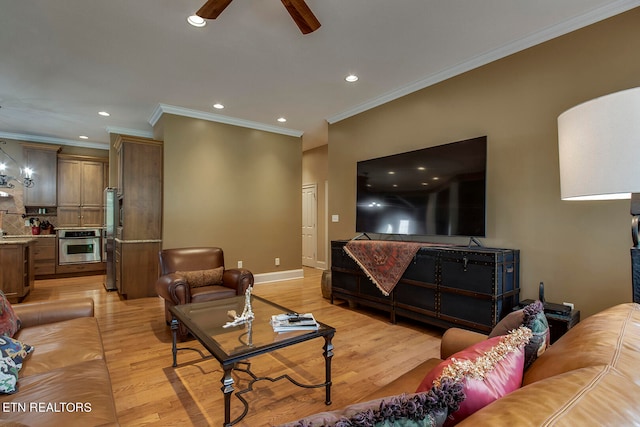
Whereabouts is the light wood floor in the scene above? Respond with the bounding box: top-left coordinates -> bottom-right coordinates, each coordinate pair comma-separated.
25,268 -> 442,426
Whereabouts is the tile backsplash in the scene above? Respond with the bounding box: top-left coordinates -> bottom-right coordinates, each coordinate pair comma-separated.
0,186 -> 58,236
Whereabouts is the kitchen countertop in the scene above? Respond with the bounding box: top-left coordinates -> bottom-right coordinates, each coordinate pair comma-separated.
0,237 -> 38,245
55,227 -> 105,231
3,234 -> 56,239
1,229 -> 104,242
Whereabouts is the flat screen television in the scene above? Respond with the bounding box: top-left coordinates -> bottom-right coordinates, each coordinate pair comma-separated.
356,136 -> 487,237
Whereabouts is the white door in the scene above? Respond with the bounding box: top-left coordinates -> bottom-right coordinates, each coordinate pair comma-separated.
302,184 -> 317,267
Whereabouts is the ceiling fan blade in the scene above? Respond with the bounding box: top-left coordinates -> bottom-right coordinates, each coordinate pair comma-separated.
196,0 -> 233,19
280,0 -> 321,34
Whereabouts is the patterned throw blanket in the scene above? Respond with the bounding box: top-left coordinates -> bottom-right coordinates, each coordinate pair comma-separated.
344,240 -> 424,296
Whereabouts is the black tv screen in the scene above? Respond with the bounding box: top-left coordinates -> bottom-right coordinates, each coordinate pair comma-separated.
356,136 -> 487,237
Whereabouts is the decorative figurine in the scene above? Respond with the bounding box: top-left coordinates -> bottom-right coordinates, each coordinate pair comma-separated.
223,287 -> 255,328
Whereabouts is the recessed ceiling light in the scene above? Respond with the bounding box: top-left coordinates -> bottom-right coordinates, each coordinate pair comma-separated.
187,15 -> 206,27
345,74 -> 359,83
98,111 -> 110,117
79,135 -> 89,140
277,117 -> 287,123
213,103 -> 224,110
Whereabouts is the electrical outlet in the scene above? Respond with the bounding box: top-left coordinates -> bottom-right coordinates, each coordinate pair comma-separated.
275,257 -> 280,266
237,261 -> 243,268
563,302 -> 574,310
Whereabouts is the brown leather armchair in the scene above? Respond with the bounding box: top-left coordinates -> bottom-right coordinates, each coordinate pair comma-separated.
155,247 -> 254,341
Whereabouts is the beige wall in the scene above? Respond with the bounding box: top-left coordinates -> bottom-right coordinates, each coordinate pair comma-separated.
328,8 -> 640,318
158,114 -> 302,274
302,119 -> 329,151
302,144 -> 328,267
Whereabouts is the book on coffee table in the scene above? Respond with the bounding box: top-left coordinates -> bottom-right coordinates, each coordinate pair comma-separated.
271,313 -> 319,332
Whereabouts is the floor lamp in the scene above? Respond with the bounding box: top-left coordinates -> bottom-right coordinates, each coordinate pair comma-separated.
557,87 -> 640,303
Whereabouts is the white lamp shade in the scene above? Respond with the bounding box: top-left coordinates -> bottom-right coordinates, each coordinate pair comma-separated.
558,87 -> 640,201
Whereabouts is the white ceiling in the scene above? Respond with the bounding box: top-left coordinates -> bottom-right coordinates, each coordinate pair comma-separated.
0,0 -> 638,151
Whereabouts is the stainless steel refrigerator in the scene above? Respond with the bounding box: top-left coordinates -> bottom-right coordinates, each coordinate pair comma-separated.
103,187 -> 118,291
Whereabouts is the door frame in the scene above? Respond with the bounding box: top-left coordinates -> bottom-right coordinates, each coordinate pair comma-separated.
302,183 -> 318,268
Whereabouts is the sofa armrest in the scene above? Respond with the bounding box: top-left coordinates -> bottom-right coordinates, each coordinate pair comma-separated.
14,298 -> 94,329
440,327 -> 488,359
358,358 -> 443,402
222,268 -> 254,295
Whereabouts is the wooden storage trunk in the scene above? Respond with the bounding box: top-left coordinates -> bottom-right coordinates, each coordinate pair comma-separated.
394,249 -> 439,322
438,248 -> 520,332
330,241 -> 520,333
331,242 -> 393,315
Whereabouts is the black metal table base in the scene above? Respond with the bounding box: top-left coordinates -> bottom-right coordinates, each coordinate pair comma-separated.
170,318 -> 334,427
171,319 -> 210,366
225,361 -> 331,426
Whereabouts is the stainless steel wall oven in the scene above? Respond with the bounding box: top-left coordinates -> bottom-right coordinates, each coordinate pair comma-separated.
58,229 -> 102,265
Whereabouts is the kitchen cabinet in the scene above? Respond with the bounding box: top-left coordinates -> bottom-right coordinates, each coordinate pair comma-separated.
115,136 -> 162,240
113,135 -> 162,299
0,239 -> 34,303
55,261 -> 106,275
33,237 -> 56,276
115,240 -> 162,299
57,206 -> 103,228
57,156 -> 107,227
22,143 -> 61,207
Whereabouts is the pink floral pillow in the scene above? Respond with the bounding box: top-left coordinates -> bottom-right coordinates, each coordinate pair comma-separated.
0,290 -> 20,337
416,326 -> 532,426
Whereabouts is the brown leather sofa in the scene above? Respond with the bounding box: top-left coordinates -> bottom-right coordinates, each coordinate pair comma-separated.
155,247 -> 254,341
284,302 -> 640,426
1,298 -> 119,426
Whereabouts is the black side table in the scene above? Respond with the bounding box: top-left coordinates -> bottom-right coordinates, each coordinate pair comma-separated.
515,300 -> 580,344
546,310 -> 580,344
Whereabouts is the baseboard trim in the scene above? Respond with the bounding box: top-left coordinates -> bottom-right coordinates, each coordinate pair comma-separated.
254,269 -> 304,285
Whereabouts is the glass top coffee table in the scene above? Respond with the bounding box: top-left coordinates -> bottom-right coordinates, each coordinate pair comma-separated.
169,294 -> 335,426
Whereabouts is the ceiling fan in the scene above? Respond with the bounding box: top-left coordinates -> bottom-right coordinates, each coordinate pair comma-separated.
196,0 -> 321,34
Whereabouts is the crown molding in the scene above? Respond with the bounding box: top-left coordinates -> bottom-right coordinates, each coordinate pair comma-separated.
105,126 -> 154,139
149,104 -> 304,138
0,131 -> 109,150
327,0 -> 640,124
